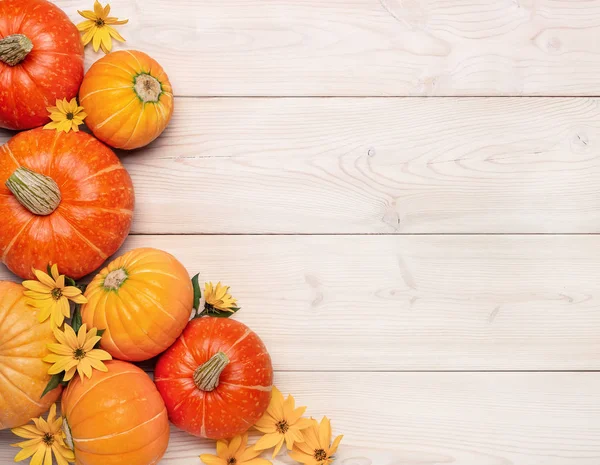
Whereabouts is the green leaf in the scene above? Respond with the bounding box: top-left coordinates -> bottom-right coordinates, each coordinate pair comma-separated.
65,276 -> 77,287
209,307 -> 240,318
41,373 -> 64,399
191,274 -> 202,318
71,306 -> 82,333
46,264 -> 53,276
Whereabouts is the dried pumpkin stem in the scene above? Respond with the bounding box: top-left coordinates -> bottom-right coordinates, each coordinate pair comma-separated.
103,269 -> 128,290
6,167 -> 61,215
0,34 -> 33,66
133,74 -> 162,103
193,352 -> 230,392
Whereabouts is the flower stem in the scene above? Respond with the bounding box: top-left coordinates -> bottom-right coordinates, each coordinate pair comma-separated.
193,352 -> 230,392
0,34 -> 33,66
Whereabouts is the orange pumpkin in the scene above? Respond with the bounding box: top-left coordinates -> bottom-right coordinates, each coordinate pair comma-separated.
81,248 -> 193,362
79,50 -> 174,150
61,360 -> 169,465
0,128 -> 134,280
0,281 -> 61,430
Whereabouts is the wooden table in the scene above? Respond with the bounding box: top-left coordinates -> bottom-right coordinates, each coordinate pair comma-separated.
2,1 -> 600,464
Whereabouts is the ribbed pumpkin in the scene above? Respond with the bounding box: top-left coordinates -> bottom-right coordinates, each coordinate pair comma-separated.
155,317 -> 273,439
0,281 -> 61,430
0,0 -> 84,130
61,360 -> 169,465
81,248 -> 193,362
79,50 -> 173,150
0,128 -> 134,280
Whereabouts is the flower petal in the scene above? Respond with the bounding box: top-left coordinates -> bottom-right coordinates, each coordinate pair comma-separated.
87,349 -> 112,361
106,25 -> 125,42
254,432 -> 282,451
328,434 -> 343,455
318,417 -> 331,449
22,281 -> 52,294
272,436 -> 285,458
11,425 -> 43,440
199,454 -> 226,465
266,387 -> 284,420
33,269 -> 56,288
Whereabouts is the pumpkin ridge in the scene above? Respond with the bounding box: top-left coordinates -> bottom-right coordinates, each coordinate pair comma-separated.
75,163 -> 124,184
0,365 -> 45,408
74,407 -> 167,444
122,106 -> 146,148
0,285 -> 22,333
106,296 -> 161,357
127,281 -> 180,323
95,96 -> 139,130
116,286 -> 176,345
224,328 -> 253,357
123,50 -> 143,71
80,86 -> 133,104
219,382 -> 272,392
0,316 -> 39,351
3,143 -> 21,168
62,218 -> 108,260
64,370 -> 143,420
19,64 -> 50,106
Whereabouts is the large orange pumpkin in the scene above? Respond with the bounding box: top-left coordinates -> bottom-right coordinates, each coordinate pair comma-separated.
0,0 -> 84,130
81,248 -> 193,362
61,360 -> 170,465
155,317 -> 273,439
0,281 -> 61,430
0,128 -> 134,280
80,50 -> 174,150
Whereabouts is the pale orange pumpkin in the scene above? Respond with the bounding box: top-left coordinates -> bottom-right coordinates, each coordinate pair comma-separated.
61,360 -> 170,465
81,248 -> 193,362
79,50 -> 173,150
0,281 -> 61,430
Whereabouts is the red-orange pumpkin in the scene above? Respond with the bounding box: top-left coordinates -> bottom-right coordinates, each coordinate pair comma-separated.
155,317 -> 273,439
0,0 -> 84,130
0,128 -> 134,280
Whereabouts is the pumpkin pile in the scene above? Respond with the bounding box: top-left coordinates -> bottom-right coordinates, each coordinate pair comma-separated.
0,2 -> 343,465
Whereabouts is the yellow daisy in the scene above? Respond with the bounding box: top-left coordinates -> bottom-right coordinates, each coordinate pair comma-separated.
23,265 -> 87,328
77,0 -> 128,54
43,98 -> 87,133
43,324 -> 112,382
11,404 -> 75,465
254,387 -> 313,458
205,282 -> 238,313
289,417 -> 343,465
200,434 -> 272,465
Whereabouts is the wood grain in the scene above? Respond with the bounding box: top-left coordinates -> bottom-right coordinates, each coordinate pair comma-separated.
2,234 -> 599,371
1,372 -> 600,464
3,97 -> 600,234
44,0 -> 600,96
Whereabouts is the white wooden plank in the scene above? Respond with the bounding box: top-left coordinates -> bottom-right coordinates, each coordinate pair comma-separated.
1,372 -> 599,464
2,234 -> 599,370
44,0 -> 600,96
3,97 -> 600,234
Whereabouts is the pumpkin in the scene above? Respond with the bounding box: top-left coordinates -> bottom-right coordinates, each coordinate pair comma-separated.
0,281 -> 61,430
0,0 -> 84,130
61,360 -> 169,465
155,317 -> 273,439
0,128 -> 134,280
81,248 -> 193,362
79,50 -> 173,150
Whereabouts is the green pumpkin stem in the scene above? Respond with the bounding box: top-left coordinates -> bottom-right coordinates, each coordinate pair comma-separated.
0,34 -> 33,66
6,167 -> 61,216
193,352 -> 230,392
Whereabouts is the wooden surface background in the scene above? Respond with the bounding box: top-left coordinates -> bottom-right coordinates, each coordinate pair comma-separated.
2,1 -> 600,464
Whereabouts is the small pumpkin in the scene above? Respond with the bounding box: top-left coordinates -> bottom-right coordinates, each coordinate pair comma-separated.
0,281 -> 61,430
0,0 -> 84,130
155,317 -> 274,439
61,360 -> 170,465
79,50 -> 174,150
0,128 -> 134,280
81,248 -> 193,362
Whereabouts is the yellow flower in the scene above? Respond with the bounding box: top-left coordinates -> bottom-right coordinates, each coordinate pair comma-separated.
200,434 -> 272,465
254,387 -> 313,458
289,417 -> 343,465
11,404 -> 75,465
43,324 -> 112,382
77,0 -> 128,54
43,98 -> 87,133
205,282 -> 238,313
23,265 -> 87,328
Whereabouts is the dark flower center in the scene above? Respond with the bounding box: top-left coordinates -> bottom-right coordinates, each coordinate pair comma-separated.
95,19 -> 105,27
51,288 -> 62,300
227,458 -> 236,465
42,433 -> 54,446
276,420 -> 289,434
73,348 -> 86,360
66,112 -> 74,120
314,449 -> 328,461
